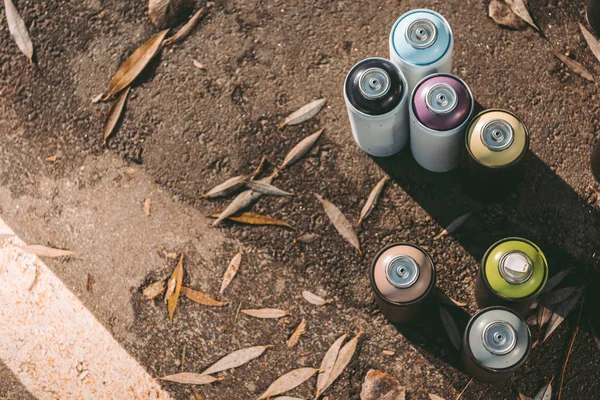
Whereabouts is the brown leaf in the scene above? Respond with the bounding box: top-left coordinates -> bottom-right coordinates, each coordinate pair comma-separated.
279,99 -> 326,129
181,287 -> 230,307
101,30 -> 169,101
200,345 -> 273,376
580,23 -> 600,64
540,267 -> 573,294
163,7 -> 206,46
142,280 -> 165,300
212,177 -> 273,226
294,233 -> 318,244
537,302 -> 552,331
206,210 -> 292,228
201,175 -> 250,198
436,289 -> 468,307
357,177 -> 389,227
167,255 -> 184,321
518,392 -> 533,400
532,380 -> 552,400
428,395 -> 446,400
434,212 -> 472,240
543,287 -> 585,342
315,194 -> 361,255
301,290 -> 332,306
148,0 -> 192,28
159,372 -> 222,385
552,50 -> 596,83
279,129 -> 324,170
360,369 -> 406,400
489,0 -> 527,30
103,87 -> 131,144
143,197 -> 152,216
241,308 -> 290,319
545,286 -> 584,306
45,155 -> 57,162
21,245 -> 74,258
4,0 -> 34,63
287,319 -> 307,348
323,332 -> 362,393
315,334 -> 348,399
246,181 -> 293,196
439,307 -> 461,350
258,367 -> 319,399
219,248 -> 243,294
506,0 -> 539,30
193,60 -> 206,70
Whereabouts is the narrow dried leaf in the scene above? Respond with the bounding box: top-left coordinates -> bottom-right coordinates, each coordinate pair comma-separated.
287,319 -> 307,348
434,212 -> 472,240
323,332 -> 363,393
45,155 -> 57,162
200,345 -> 272,376
506,0 -> 539,30
360,369 -> 406,400
428,395 -> 446,400
142,280 -> 165,300
167,255 -> 184,321
159,372 -> 222,385
103,87 -> 131,144
212,177 -> 272,226
4,0 -> 34,63
148,0 -> 173,28
302,290 -> 332,306
537,303 -> 552,331
579,23 -> 600,64
102,29 -> 169,101
219,248 -> 242,294
246,181 -> 293,196
532,381 -> 552,400
436,289 -> 468,307
181,287 -> 230,307
201,175 -> 250,198
545,286 -> 584,306
21,245 -> 74,258
357,177 -> 389,226
143,197 -> 151,216
164,277 -> 176,303
193,59 -> 205,69
315,194 -> 361,255
489,0 -> 527,30
164,7 -> 206,46
206,210 -> 292,228
279,129 -> 324,170
540,268 -> 573,294
543,287 -> 585,341
315,334 -> 348,399
279,99 -> 326,129
258,367 -> 319,399
241,308 -> 289,319
519,393 -> 533,400
439,307 -> 461,350
552,50 -> 596,83
295,233 -> 317,244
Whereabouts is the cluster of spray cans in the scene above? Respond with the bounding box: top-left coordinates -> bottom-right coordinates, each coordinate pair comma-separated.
344,9 -> 550,383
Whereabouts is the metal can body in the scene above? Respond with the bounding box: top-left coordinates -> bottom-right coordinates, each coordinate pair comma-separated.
592,139 -> 600,183
475,237 -> 548,316
389,9 -> 453,94
587,0 -> 600,36
461,306 -> 531,382
463,109 -> 530,200
409,73 -> 474,172
370,243 -> 436,323
344,58 -> 409,157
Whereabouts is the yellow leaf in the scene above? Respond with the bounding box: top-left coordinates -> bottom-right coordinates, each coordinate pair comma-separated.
167,255 -> 184,321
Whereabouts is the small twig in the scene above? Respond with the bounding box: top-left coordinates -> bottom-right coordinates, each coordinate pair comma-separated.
234,301 -> 243,322
558,295 -> 585,400
456,378 -> 473,400
180,343 -> 187,372
28,265 -> 40,292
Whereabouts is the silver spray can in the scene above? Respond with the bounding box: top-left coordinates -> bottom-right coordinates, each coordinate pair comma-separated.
389,9 -> 453,94
343,57 -> 409,157
409,73 -> 474,172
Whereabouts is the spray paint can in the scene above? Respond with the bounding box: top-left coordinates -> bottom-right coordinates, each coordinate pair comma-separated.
344,57 -> 409,157
463,109 -> 530,199
475,237 -> 548,316
461,306 -> 531,382
370,243 -> 436,323
587,0 -> 600,36
592,139 -> 600,183
409,73 -> 474,172
389,9 -> 453,94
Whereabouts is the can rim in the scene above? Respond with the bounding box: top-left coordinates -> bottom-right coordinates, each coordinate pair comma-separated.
369,242 -> 436,307
463,305 -> 531,373
464,109 -> 530,169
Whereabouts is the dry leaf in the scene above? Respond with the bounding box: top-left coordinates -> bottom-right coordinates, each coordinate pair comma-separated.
200,345 -> 272,376
519,393 -> 533,400
489,0 -> 527,30
543,287 -> 585,342
206,210 -> 292,228
212,177 -> 273,226
21,245 -> 74,258
323,332 -> 363,393
287,319 -> 307,348
279,99 -> 326,129
246,181 -> 293,196
4,0 -> 34,63
164,7 -> 206,46
434,212 -> 472,240
257,367 -> 319,399
540,267 -> 573,294
181,287 -> 230,307
143,197 -> 152,216
241,308 -> 290,319
101,29 -> 169,101
279,129 -> 324,170
45,155 -> 57,162
439,307 -> 461,350
295,233 -> 317,244
506,0 -> 539,30
357,177 -> 389,227
580,23 -> 600,64
315,334 -> 348,399
552,50 -> 596,83
193,59 -> 205,69
428,395 -> 446,400
148,0 -> 193,28
103,87 -> 131,144
167,255 -> 184,321
301,290 -> 332,306
436,289 -> 468,307
360,369 -> 406,400
201,175 -> 250,198
537,302 -> 552,331
219,248 -> 243,294
159,372 -> 222,385
142,280 -> 165,300
532,380 -> 552,400
545,286 -> 584,306
315,194 -> 361,255
272,397 -> 305,400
